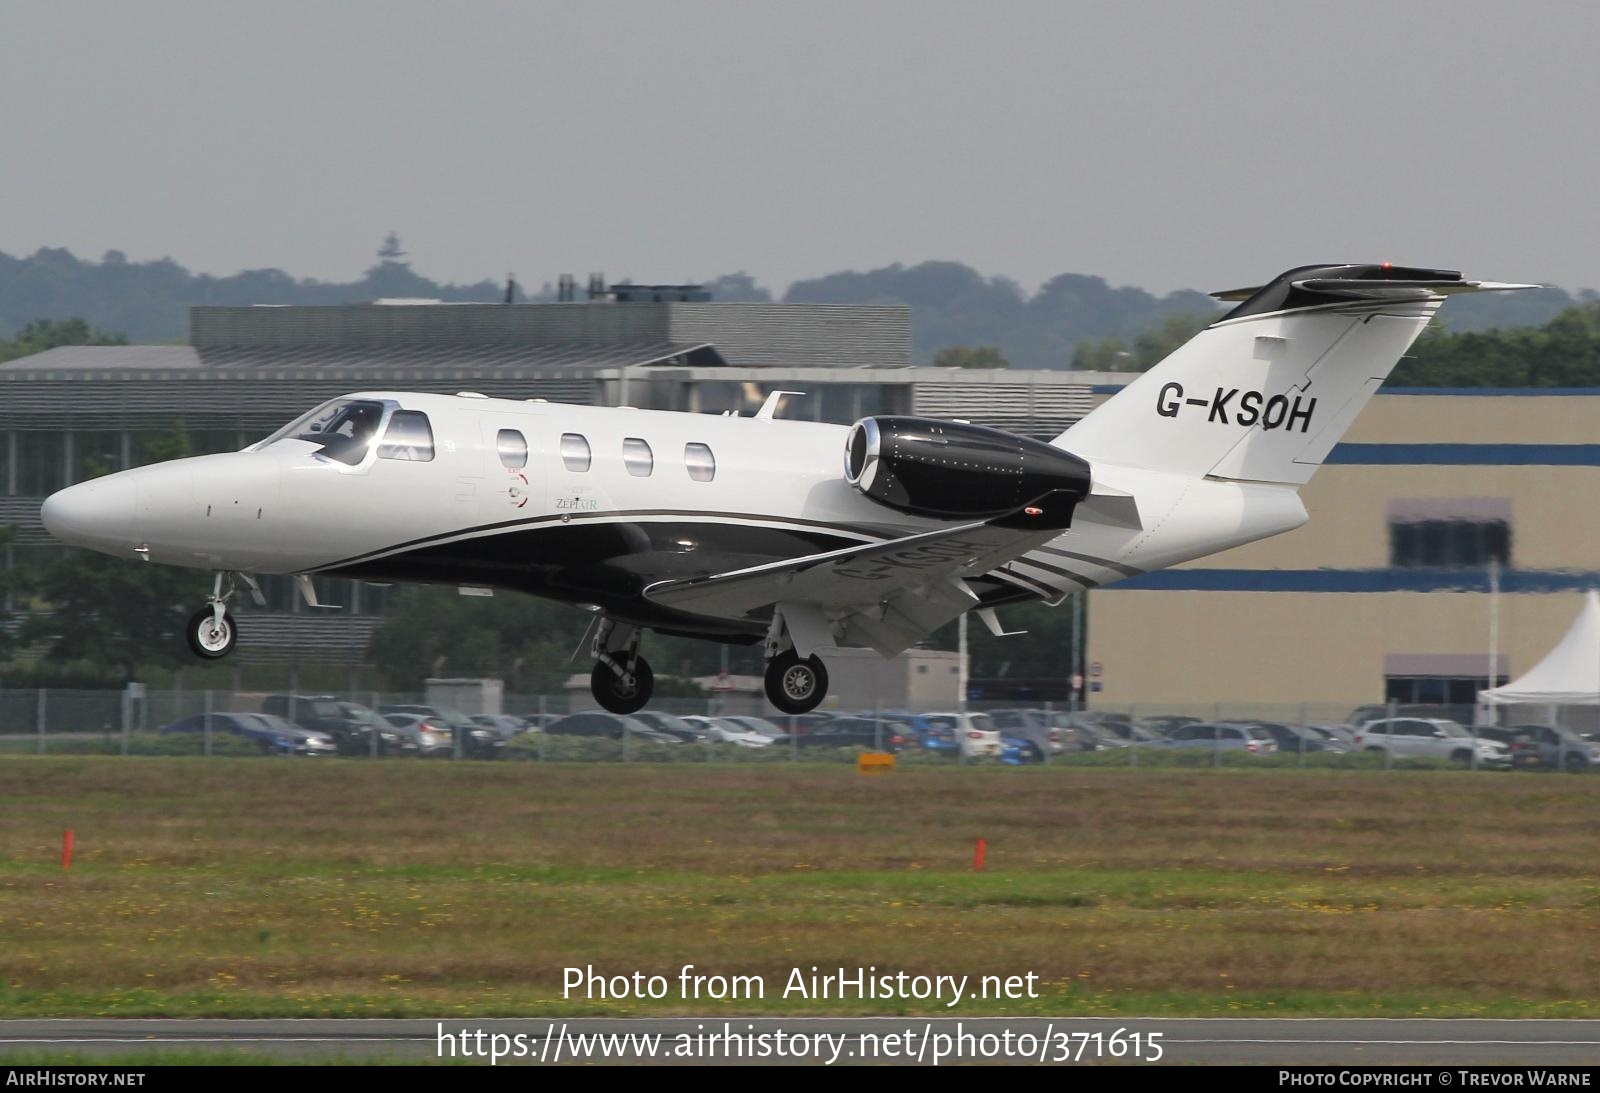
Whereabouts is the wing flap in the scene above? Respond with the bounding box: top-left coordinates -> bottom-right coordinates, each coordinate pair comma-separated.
643,491 -> 1076,628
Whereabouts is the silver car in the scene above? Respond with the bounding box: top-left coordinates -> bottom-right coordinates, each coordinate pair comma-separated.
1353,718 -> 1510,767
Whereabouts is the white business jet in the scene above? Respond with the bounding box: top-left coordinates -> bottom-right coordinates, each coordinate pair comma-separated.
40,264 -> 1530,714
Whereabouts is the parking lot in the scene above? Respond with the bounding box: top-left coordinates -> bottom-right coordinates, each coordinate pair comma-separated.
1,688 -> 1594,773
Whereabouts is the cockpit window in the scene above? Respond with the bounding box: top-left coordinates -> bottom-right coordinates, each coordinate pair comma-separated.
377,411 -> 435,462
261,398 -> 387,466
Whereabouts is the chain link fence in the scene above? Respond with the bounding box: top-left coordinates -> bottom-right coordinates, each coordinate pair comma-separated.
0,688 -> 1589,772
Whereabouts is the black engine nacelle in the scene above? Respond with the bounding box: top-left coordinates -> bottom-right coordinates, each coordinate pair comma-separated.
843,416 -> 1091,522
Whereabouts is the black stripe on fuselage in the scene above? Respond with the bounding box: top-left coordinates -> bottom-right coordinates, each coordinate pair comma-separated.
320,518 -> 869,637
311,508 -> 897,573
1012,553 -> 1100,588
1033,544 -> 1145,579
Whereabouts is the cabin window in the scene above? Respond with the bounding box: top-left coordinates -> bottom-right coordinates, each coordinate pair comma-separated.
560,433 -> 591,472
376,411 -> 435,462
684,442 -> 716,482
623,437 -> 654,477
497,429 -> 528,470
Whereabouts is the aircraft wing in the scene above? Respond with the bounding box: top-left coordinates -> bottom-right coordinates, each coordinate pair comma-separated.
642,490 -> 1078,657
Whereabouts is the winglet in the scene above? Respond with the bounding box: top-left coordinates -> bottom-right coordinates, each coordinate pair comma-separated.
755,391 -> 806,421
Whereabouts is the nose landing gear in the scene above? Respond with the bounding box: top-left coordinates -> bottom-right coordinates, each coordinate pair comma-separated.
588,618 -> 654,714
184,572 -> 263,661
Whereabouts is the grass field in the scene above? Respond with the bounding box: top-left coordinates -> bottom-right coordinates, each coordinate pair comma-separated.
2,757 -> 1599,1019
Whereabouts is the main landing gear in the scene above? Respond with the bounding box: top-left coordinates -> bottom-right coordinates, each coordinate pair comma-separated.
589,618 -> 654,714
184,571 -> 263,660
764,650 -> 829,714
761,614 -> 830,715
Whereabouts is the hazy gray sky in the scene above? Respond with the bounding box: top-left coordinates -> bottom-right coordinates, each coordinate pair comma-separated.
3,1 -> 1595,295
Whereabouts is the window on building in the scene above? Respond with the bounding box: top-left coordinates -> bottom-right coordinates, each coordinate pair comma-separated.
497,429 -> 528,469
684,442 -> 715,482
377,411 -> 434,462
560,433 -> 591,472
1389,518 -> 1511,568
14,432 -> 65,496
1384,674 -> 1506,707
623,437 -> 653,477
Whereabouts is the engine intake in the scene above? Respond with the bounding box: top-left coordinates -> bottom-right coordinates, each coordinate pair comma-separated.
843,416 -> 1091,522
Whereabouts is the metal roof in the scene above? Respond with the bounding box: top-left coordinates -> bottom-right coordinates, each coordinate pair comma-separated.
2,341 -> 721,375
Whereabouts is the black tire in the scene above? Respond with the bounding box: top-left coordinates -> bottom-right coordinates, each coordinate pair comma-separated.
591,654 -> 652,715
1563,752 -> 1587,773
185,607 -> 237,660
765,651 -> 829,714
1450,749 -> 1474,767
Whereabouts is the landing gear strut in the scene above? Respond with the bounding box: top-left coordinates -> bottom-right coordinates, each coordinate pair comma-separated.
588,619 -> 654,714
184,572 -> 262,661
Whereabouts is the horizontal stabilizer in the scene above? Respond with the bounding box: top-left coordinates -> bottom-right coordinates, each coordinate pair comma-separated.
1214,275 -> 1538,302
1291,278 -> 1539,299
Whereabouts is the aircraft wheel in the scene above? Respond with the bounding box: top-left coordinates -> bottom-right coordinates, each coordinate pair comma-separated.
765,651 -> 829,714
185,607 -> 237,660
591,654 -> 652,715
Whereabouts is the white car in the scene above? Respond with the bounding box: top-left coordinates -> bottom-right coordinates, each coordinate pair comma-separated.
924,712 -> 1001,758
1353,717 -> 1510,767
681,715 -> 771,748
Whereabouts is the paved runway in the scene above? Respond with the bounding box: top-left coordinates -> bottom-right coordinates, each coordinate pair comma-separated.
3,1017 -> 1600,1065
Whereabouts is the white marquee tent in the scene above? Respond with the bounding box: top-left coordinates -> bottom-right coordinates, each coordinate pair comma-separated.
1479,589 -> 1600,706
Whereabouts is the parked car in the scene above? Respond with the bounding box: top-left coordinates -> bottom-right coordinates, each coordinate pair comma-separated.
1138,715 -> 1204,738
1250,722 -> 1339,754
784,716 -> 908,752
380,704 -> 505,758
1503,724 -> 1600,771
999,733 -> 1050,765
1351,717 -> 1510,767
1305,723 -> 1357,749
1156,723 -> 1279,755
160,712 -> 337,756
1345,703 -> 1476,730
1066,718 -> 1129,749
718,715 -> 787,740
543,711 -> 680,744
471,714 -> 539,739
381,713 -> 457,757
987,709 -> 1068,760
911,717 -> 961,755
630,711 -> 707,743
262,694 -> 410,756
922,712 -> 1000,759
1090,720 -> 1165,746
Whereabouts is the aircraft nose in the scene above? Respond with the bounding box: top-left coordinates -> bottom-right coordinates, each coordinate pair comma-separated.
40,477 -> 140,554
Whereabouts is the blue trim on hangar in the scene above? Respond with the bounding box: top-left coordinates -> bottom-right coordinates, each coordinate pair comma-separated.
1327,444 -> 1600,466
1114,569 -> 1600,594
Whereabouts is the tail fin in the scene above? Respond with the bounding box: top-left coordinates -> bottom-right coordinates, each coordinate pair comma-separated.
1058,264 -> 1535,486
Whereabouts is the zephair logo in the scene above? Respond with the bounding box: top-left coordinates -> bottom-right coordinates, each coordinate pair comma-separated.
1156,381 -> 1317,432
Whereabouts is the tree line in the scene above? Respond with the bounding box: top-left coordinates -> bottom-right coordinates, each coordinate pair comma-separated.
0,237 -> 1581,370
